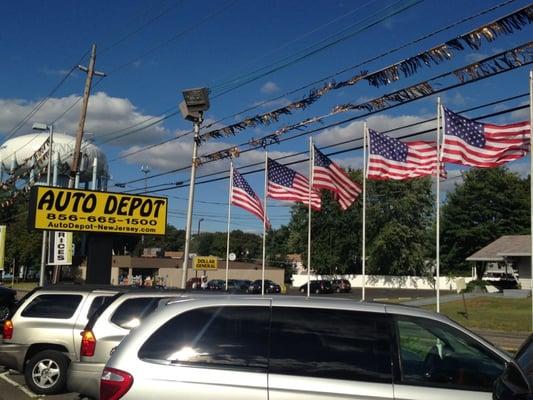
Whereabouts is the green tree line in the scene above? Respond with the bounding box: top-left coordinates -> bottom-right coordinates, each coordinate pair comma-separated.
0,166 -> 529,279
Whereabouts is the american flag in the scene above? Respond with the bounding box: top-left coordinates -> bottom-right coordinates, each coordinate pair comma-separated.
312,145 -> 361,210
367,129 -> 440,180
231,168 -> 270,227
442,107 -> 531,168
267,158 -> 321,210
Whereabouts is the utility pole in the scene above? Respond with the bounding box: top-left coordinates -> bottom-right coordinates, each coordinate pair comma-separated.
69,43 -> 106,188
56,44 -> 104,285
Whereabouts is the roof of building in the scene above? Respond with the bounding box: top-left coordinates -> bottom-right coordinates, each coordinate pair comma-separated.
466,235 -> 531,262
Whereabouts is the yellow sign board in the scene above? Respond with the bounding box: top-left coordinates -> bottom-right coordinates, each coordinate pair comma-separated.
28,186 -> 167,236
193,256 -> 218,270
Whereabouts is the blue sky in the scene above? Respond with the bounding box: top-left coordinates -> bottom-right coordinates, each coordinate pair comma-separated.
1,0 -> 532,233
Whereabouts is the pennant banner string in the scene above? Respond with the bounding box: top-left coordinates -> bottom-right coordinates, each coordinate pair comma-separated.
198,42 -> 533,164
199,4 -> 532,143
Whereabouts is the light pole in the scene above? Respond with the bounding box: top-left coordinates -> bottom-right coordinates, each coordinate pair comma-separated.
179,88 -> 210,289
33,123 -> 53,287
197,218 -> 204,236
140,165 -> 150,245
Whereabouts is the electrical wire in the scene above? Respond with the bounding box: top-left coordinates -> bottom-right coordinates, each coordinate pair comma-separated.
106,0 -> 522,163
115,45 -> 533,188
139,102 -> 530,195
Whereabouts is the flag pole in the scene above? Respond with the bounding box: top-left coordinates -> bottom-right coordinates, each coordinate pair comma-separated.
362,122 -> 367,301
436,96 -> 442,313
307,137 -> 313,297
225,162 -> 233,291
529,70 -> 533,331
262,152 -> 268,296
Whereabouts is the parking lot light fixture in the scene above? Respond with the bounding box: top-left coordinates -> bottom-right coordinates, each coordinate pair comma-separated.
180,88 -> 210,289
33,123 -> 54,287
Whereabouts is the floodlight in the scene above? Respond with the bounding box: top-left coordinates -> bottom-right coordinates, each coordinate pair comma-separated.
32,123 -> 49,131
179,88 -> 210,122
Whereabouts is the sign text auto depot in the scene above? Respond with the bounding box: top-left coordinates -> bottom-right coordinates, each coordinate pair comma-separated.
29,186 -> 167,235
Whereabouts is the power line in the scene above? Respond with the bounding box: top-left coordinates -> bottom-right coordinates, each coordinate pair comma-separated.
209,0 -> 423,97
141,102 -> 530,195
106,0 -> 522,163
116,43 -> 532,189
107,0 -> 239,75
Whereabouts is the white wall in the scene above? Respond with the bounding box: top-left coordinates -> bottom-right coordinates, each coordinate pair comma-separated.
291,274 -> 474,291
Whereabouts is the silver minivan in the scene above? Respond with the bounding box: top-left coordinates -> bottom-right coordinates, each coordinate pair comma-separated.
67,290 -> 182,399
101,296 -> 510,400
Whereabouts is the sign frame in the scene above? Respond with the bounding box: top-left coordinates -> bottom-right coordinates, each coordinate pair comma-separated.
28,186 -> 168,236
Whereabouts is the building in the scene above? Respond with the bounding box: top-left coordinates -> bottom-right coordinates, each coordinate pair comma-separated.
466,235 -> 532,289
78,254 -> 284,287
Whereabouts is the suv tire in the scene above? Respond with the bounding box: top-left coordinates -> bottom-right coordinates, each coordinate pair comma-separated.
25,350 -> 68,395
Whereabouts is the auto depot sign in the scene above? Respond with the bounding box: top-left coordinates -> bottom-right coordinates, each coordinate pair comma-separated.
28,186 -> 167,235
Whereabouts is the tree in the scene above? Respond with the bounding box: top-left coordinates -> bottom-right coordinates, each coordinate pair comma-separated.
366,177 -> 433,275
286,170 -> 434,276
441,167 -> 530,274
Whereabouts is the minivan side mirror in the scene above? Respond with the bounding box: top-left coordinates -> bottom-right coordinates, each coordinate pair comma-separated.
493,361 -> 532,400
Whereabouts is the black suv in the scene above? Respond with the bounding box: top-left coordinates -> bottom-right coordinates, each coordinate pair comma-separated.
299,280 -> 333,294
247,279 -> 281,294
331,279 -> 351,293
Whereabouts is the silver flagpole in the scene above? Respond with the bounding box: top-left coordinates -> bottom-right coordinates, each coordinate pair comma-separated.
225,162 -> 233,291
436,97 -> 442,313
307,137 -> 313,297
529,70 -> 533,331
362,123 -> 367,301
262,152 -> 268,296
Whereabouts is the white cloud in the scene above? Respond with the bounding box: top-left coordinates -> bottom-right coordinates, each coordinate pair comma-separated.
0,92 -> 169,146
41,67 -> 71,76
260,81 -> 280,94
314,113 -> 436,150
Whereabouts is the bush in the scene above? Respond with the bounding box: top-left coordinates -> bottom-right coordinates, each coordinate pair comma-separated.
464,279 -> 487,293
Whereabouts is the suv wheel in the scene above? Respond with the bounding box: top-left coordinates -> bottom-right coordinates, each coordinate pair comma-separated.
25,350 -> 68,395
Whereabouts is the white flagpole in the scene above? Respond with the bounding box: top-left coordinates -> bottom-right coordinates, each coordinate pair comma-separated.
225,162 -> 233,291
436,97 -> 442,313
262,152 -> 268,296
362,123 -> 367,301
529,70 -> 533,331
307,137 -> 313,297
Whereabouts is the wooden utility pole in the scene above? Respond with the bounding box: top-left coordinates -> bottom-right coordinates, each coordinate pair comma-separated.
53,44 -> 105,284
69,43 -> 105,188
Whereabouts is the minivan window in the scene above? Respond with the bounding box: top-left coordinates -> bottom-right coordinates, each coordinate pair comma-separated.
269,307 -> 393,382
21,294 -> 82,319
110,297 -> 161,329
138,306 -> 269,369
396,316 -> 504,392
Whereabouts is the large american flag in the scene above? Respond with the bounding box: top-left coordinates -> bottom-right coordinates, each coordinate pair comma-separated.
312,145 -> 361,210
267,158 -> 321,210
442,107 -> 531,168
367,129 -> 440,180
231,168 -> 269,227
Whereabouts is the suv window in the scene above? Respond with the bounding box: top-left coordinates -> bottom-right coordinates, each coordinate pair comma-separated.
87,295 -> 114,319
138,306 -> 269,369
110,297 -> 161,329
269,307 -> 393,382
21,294 -> 82,319
396,316 -> 504,392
